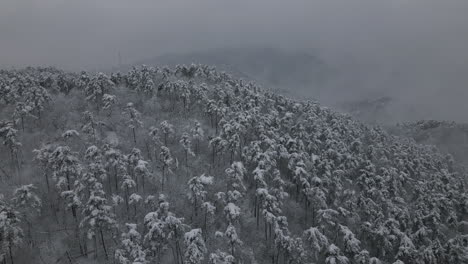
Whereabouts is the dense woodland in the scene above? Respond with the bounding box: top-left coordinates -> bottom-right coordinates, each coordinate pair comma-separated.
0,65 -> 467,264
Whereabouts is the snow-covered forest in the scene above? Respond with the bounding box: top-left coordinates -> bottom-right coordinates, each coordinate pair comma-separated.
0,65 -> 467,264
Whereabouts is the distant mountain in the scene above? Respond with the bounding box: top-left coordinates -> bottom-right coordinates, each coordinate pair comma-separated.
338,96 -> 394,124
116,47 -> 333,99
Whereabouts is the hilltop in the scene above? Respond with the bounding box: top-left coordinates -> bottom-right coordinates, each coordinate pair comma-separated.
115,47 -> 332,99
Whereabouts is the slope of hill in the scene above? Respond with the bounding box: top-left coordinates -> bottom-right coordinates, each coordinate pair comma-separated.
0,65 -> 467,264
391,120 -> 468,165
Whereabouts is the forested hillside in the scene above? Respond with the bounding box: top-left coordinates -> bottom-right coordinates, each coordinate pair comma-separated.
391,120 -> 468,165
0,65 -> 467,264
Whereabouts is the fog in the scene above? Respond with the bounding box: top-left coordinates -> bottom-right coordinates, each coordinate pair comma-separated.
1,0 -> 468,122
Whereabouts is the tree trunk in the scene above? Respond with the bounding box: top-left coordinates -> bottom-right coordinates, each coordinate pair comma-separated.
145,142 -> 152,161
9,243 -> 14,264
162,167 -> 165,191
132,128 -> 137,145
107,173 -> 112,194
212,146 -> 215,165
100,229 -> 108,260
171,246 -> 177,264
94,235 -> 98,259
114,166 -> 119,194
142,173 -> 145,194
203,210 -> 208,233
125,187 -> 130,219
44,171 -> 50,192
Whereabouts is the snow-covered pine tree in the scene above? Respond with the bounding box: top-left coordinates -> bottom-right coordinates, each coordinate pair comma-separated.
225,162 -> 246,192
159,146 -> 174,191
124,102 -> 143,145
303,226 -> 329,261
115,223 -> 148,264
85,72 -> 114,111
81,111 -> 99,143
0,120 -> 22,173
80,178 -> 116,260
184,228 -> 207,264
0,201 -> 23,264
121,173 -> 136,217
209,250 -> 235,264
187,174 -> 213,217
160,120 -> 175,146
12,102 -> 34,132
325,244 -> 349,264
129,193 -> 143,217
224,224 -> 242,257
190,120 -> 204,155
180,132 -> 195,167
11,184 -> 41,246
134,159 -> 151,194
102,93 -> 117,116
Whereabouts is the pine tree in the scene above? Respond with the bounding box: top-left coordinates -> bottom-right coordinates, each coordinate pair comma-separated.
0,121 -> 22,173
80,179 -> 116,260
33,144 -> 55,191
224,224 -> 242,256
165,213 -> 189,264
208,136 -> 226,166
159,146 -> 174,191
184,229 -> 207,264
0,198 -> 23,264
124,102 -> 143,145
201,202 -> 215,234
129,193 -> 143,217
304,226 -> 329,261
24,85 -> 51,122
225,162 -> 246,192
115,223 -> 148,264
190,121 -> 204,155
224,203 -> 241,224
160,120 -> 175,146
396,234 -> 416,263
102,93 -> 117,116
187,174 -> 213,217
103,145 -> 125,194
180,132 -> 195,167
121,174 -> 136,217
12,102 -> 34,132
81,111 -> 100,143
85,72 -> 114,111
134,159 -> 151,194
50,145 -> 82,224
209,250 -> 235,264
325,244 -> 349,264
11,184 -> 41,246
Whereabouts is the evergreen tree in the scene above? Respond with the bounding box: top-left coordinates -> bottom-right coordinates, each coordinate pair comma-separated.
115,223 -> 148,264
184,229 -> 207,264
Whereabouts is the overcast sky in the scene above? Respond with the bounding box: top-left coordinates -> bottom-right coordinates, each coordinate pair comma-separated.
1,0 -> 467,68
1,0 -> 468,120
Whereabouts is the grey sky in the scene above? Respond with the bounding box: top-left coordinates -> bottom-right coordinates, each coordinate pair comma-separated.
1,0 -> 468,121
2,0 -> 467,69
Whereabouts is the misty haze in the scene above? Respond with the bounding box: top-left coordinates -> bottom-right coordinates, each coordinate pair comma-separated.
1,1 -> 468,264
